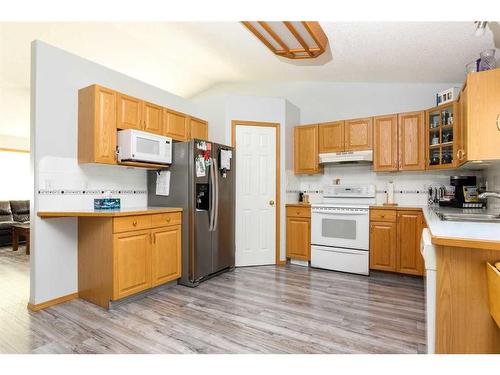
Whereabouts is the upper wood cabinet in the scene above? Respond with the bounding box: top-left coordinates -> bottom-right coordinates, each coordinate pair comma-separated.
463,68 -> 500,161
373,114 -> 398,171
78,85 -> 117,164
318,121 -> 345,153
189,117 -> 209,141
345,117 -> 373,151
396,210 -> 424,276
398,111 -> 425,171
117,93 -> 142,130
164,109 -> 189,141
294,125 -> 322,174
456,85 -> 468,166
142,102 -> 163,135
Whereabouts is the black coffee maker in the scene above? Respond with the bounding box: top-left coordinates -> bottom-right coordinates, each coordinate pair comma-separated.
439,176 -> 485,208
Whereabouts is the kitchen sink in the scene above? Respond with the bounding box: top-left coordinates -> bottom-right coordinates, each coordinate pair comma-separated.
435,212 -> 500,223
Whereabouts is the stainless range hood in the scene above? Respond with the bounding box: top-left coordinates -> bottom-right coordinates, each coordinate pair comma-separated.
319,150 -> 373,164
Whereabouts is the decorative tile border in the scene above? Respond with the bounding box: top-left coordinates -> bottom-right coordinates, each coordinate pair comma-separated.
38,189 -> 147,195
286,189 -> 428,195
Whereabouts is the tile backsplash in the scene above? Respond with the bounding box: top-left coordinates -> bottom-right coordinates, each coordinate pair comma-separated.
485,165 -> 500,210
286,164 -> 484,206
37,156 -> 147,210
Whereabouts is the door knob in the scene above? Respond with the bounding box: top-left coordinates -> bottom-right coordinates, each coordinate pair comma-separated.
269,200 -> 275,206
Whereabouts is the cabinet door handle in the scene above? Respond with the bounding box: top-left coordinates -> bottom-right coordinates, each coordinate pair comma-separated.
132,220 -> 138,226
496,114 -> 500,131
166,217 -> 171,223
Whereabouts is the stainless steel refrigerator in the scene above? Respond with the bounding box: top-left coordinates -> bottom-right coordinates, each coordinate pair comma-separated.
147,139 -> 235,287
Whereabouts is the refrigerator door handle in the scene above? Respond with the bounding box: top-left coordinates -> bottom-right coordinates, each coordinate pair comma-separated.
208,157 -> 215,231
213,157 -> 219,231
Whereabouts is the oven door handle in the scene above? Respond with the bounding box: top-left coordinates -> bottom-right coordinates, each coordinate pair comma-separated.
312,210 -> 368,215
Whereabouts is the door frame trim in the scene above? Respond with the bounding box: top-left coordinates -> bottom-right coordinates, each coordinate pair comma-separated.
231,120 -> 283,266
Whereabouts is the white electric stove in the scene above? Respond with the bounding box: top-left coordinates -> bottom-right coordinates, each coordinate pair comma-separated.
311,184 -> 376,275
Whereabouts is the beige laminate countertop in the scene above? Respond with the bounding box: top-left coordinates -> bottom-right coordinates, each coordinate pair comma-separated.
37,206 -> 182,218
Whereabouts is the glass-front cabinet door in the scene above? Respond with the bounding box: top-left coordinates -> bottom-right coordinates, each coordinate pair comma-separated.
425,101 -> 458,169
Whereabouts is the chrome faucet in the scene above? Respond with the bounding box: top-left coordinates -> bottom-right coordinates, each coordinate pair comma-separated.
478,191 -> 500,199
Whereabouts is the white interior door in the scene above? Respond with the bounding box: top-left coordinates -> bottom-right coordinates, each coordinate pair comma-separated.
235,125 -> 276,266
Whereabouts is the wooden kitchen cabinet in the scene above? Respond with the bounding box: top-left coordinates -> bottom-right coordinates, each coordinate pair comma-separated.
396,211 -> 424,275
164,109 -> 189,141
117,93 -> 143,130
344,117 -> 373,151
456,85 -> 468,166
151,225 -> 182,287
294,125 -> 322,174
189,117 -> 209,140
113,229 -> 152,300
398,111 -> 425,171
369,208 -> 424,276
318,121 -> 345,153
460,68 -> 500,161
369,221 -> 397,272
78,84 -> 117,164
78,211 -> 182,309
286,205 -> 311,261
373,114 -> 398,171
142,101 -> 163,135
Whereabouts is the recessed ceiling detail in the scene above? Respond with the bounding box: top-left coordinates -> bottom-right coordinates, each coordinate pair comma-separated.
241,21 -> 329,59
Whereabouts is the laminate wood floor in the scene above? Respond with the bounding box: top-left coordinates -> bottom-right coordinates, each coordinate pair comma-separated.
0,246 -> 426,354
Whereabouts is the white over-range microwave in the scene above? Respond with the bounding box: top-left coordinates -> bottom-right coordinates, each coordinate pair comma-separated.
117,129 -> 172,165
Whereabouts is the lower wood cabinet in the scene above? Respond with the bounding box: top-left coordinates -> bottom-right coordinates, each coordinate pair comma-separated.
78,211 -> 182,309
369,208 -> 424,276
369,221 -> 397,272
114,229 -> 152,299
151,226 -> 182,287
286,205 -> 311,261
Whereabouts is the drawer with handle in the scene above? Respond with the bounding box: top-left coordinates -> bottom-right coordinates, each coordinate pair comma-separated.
286,206 -> 311,218
113,215 -> 152,233
151,212 -> 182,228
370,209 -> 396,222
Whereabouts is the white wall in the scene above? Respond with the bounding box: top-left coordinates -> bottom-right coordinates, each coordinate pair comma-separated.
0,151 -> 31,200
31,41 -> 204,304
192,81 -> 462,124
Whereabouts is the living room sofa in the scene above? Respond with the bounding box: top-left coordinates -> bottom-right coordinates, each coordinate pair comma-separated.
0,200 -> 30,246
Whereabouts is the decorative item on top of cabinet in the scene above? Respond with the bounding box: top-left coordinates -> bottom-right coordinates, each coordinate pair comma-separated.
461,68 -> 500,161
344,117 -> 373,151
286,205 -> 311,261
398,111 -> 425,171
294,125 -> 322,174
163,108 -> 189,141
369,208 -> 424,276
189,116 -> 209,141
78,84 -> 117,165
373,114 -> 398,172
425,102 -> 458,169
318,121 -> 345,153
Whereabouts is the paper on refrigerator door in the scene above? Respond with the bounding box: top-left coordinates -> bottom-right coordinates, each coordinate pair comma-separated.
220,149 -> 232,170
196,156 -> 206,177
155,171 -> 170,196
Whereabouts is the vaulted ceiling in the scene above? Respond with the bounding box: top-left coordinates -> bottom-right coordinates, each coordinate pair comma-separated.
0,22 -> 496,98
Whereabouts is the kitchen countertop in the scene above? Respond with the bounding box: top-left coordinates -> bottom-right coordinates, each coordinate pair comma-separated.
370,204 -> 500,250
37,206 -> 182,218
